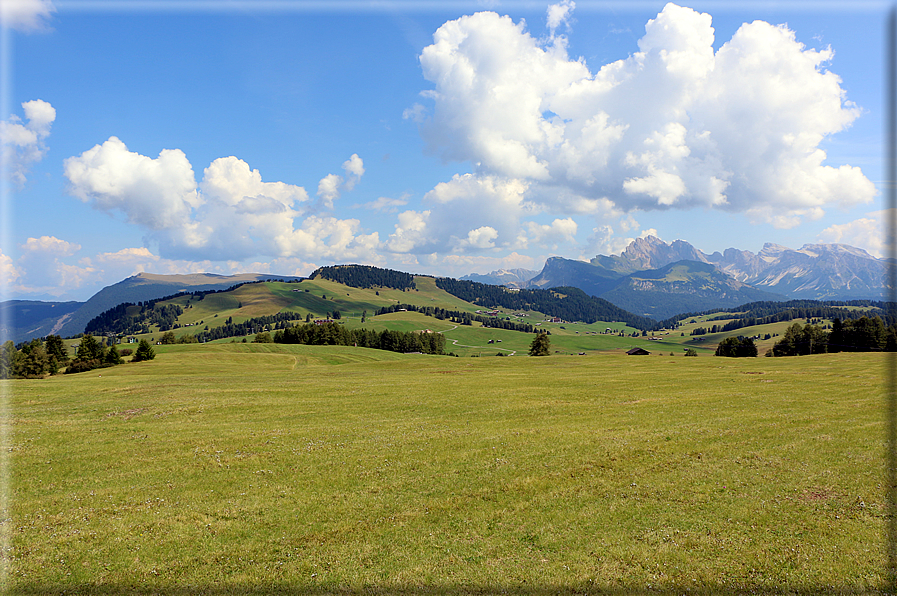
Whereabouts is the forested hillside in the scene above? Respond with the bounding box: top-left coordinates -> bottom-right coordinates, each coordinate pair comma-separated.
435,278 -> 659,330
312,265 -> 416,290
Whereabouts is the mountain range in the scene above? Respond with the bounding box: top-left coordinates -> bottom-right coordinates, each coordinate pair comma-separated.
595,236 -> 889,300
468,236 -> 892,319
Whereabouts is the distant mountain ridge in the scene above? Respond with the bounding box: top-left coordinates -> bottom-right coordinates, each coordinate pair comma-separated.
0,300 -> 83,344
515,236 -> 888,319
599,260 -> 786,319
589,236 -> 889,300
461,268 -> 538,287
3,272 -> 301,343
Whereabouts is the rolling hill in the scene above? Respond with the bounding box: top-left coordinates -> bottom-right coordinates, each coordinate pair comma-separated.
7,273 -> 299,342
72,264 -> 893,359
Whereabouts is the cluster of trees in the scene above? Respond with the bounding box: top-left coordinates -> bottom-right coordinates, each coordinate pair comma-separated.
375,304 -> 539,334
158,331 -> 198,344
770,317 -> 897,356
712,316 -> 897,358
65,334 -> 126,374
1,335 -> 70,378
311,265 -> 416,290
434,278 -> 657,330
0,334 -> 156,378
269,321 -> 446,355
85,302 -> 184,335
715,336 -> 758,357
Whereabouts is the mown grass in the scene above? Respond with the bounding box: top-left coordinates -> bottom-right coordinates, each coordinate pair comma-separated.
3,346 -> 888,594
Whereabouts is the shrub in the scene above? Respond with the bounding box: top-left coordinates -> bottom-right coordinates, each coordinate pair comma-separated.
253,332 -> 273,343
65,359 -> 102,374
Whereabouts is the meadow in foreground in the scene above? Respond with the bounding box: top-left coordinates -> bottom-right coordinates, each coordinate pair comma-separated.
3,345 -> 888,594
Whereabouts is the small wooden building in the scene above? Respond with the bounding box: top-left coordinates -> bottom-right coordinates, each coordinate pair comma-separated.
626,347 -> 650,355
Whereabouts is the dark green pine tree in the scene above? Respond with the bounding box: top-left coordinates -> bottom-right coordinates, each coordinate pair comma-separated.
529,332 -> 551,356
75,334 -> 106,363
0,341 -> 18,379
132,339 -> 156,362
105,344 -> 124,365
45,335 -> 68,367
16,339 -> 49,378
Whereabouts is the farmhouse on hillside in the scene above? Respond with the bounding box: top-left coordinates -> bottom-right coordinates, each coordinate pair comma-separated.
626,347 -> 650,356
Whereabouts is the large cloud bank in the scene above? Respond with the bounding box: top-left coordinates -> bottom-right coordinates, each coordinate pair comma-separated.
412,2 -> 875,240
64,137 -> 379,263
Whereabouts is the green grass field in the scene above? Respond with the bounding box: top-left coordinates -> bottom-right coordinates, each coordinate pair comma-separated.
3,346 -> 888,594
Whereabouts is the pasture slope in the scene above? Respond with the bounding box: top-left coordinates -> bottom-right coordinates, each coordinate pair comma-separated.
82,275 -> 864,357
5,344 -> 887,594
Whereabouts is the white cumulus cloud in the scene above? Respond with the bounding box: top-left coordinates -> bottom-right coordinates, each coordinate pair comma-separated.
546,0 -> 575,37
317,173 -> 343,209
458,226 -> 499,250
2,99 -> 55,187
414,2 -> 876,230
342,154 -> 364,190
64,136 -> 200,229
526,217 -> 578,247
817,210 -> 893,259
316,154 -> 365,209
64,140 -> 381,265
14,236 -> 96,297
0,249 -> 20,286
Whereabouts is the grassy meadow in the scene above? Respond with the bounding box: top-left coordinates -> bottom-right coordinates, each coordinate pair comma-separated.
115,278 -> 849,360
3,345 -> 889,594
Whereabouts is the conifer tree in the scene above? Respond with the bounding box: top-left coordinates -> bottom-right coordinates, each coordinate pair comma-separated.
529,332 -> 551,356
132,339 -> 156,362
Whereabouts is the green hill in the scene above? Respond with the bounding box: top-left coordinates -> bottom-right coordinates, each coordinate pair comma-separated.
56,272 -> 302,339
77,265 -> 895,358
81,271 -> 665,357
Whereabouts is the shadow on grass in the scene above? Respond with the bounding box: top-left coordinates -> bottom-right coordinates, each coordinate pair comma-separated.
6,584 -> 889,596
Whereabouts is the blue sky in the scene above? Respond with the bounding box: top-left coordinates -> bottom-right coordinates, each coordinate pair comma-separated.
0,0 -> 891,301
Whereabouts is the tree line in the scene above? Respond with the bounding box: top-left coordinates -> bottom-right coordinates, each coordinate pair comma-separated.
264,321 -> 446,355
0,335 -> 155,379
312,265 -> 417,291
769,316 -> 897,356
660,299 -> 895,331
